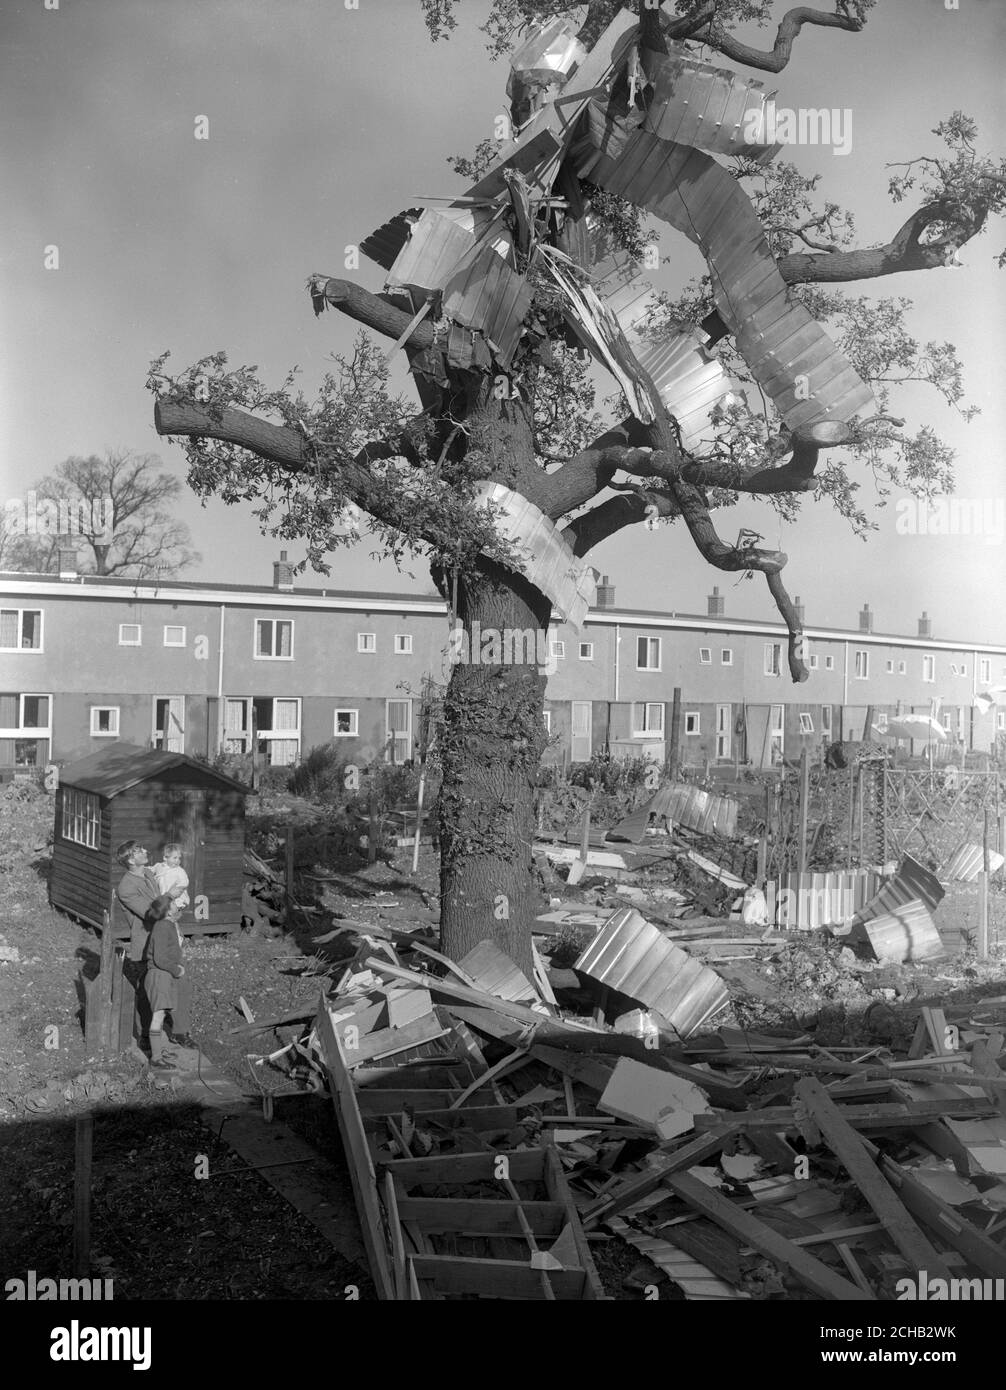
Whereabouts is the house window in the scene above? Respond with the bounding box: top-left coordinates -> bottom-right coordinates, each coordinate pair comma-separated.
764,643 -> 781,677
579,643 -> 594,660
62,788 -> 100,850
684,711 -> 701,736
898,661 -> 906,675
822,705 -> 832,737
980,658 -> 991,684
825,656 -> 835,671
542,710 -> 552,734
799,712 -> 814,735
394,634 -> 412,655
90,706 -> 119,737
998,712 -> 1006,732
118,624 -> 141,646
0,608 -> 42,651
922,655 -> 935,683
720,648 -> 732,666
854,650 -> 869,679
809,655 -> 819,670
876,711 -> 889,731
550,638 -> 565,660
255,619 -> 293,659
959,665 -> 967,678
0,692 -> 52,766
886,660 -> 894,673
226,697 -> 301,764
358,632 -> 376,653
163,625 -> 186,647
637,636 -> 661,670
699,647 -> 711,665
633,702 -> 665,735
334,708 -> 358,737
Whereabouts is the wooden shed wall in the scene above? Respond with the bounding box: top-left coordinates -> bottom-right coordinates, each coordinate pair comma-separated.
50,772 -> 246,933
49,793 -> 115,928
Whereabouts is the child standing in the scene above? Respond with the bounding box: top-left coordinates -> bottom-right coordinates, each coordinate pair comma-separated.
142,894 -> 188,1069
152,843 -> 190,911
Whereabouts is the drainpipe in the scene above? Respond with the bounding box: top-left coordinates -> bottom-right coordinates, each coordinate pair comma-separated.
843,640 -> 849,738
217,605 -> 226,754
614,623 -> 620,704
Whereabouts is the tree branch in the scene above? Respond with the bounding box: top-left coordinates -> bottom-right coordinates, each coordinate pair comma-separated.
767,570 -> 810,682
314,277 -> 438,349
693,5 -> 866,73
778,199 -> 987,284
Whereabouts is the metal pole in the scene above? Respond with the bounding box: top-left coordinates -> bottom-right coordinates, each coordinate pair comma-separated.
798,747 -> 810,875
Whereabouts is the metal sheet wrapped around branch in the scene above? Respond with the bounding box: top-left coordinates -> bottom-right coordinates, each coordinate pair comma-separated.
472,482 -> 597,629
383,209 -> 531,369
637,43 -> 782,164
574,907 -> 729,1038
574,111 -> 875,430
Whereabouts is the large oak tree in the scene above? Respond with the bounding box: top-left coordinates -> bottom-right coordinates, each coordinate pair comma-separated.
150,0 -> 1003,972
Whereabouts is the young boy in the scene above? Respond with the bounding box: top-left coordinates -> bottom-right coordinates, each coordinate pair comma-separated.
142,894 -> 190,1068
152,843 -> 190,911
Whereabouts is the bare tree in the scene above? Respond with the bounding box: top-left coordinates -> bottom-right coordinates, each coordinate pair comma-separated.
7,450 -> 200,578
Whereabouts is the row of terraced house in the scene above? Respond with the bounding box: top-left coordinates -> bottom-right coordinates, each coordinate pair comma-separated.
1,552 -> 1004,778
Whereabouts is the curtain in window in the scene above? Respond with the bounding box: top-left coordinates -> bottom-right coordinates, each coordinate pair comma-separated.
0,612 -> 17,647
273,699 -> 298,731
277,622 -> 292,657
0,695 -> 17,726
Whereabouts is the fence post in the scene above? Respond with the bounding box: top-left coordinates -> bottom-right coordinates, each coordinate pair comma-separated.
798,747 -> 810,876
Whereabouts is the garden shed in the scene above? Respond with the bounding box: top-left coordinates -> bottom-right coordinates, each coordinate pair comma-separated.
49,742 -> 247,935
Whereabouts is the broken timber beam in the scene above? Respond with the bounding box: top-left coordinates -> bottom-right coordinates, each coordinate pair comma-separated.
665,1170 -> 873,1300
581,1124 -> 738,1230
794,1078 -> 954,1281
693,1096 -> 997,1132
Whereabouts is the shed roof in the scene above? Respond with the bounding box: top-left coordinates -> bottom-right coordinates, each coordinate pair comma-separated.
58,742 -> 248,797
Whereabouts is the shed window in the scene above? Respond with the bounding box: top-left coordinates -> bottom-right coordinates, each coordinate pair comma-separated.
63,788 -> 100,849
255,619 -> 293,659
119,624 -> 141,646
0,608 -> 42,651
91,707 -> 119,736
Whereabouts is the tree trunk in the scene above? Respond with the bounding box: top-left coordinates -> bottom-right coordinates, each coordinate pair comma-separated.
436,558 -> 551,978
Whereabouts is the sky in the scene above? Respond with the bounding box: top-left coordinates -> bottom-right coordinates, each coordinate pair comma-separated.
2,0 -> 1004,642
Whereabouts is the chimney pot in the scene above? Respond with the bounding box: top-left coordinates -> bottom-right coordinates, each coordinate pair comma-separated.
273,553 -> 294,592
594,574 -> 615,609
859,602 -> 873,633
57,535 -> 78,580
707,586 -> 725,617
918,611 -> 932,638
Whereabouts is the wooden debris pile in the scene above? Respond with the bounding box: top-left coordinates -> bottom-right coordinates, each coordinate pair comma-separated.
305,897 -> 1006,1300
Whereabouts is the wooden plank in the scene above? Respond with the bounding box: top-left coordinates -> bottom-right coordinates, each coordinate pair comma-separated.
542,1145 -> 607,1300
410,1254 -> 586,1300
315,998 -> 396,1300
665,1170 -> 872,1301
363,957 -> 552,1028
383,1149 -> 545,1186
582,1123 -> 738,1229
384,1171 -> 408,1301
794,1077 -> 954,1280
878,1152 -> 1006,1277
396,1196 -> 565,1237
694,1096 -> 997,1132
361,1105 -> 520,1135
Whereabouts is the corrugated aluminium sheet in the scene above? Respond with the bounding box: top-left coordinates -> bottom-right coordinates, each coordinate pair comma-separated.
646,782 -> 739,838
442,245 -> 532,367
472,482 -> 597,628
608,1219 -> 749,1299
859,899 -> 945,966
639,44 -> 782,164
634,331 -> 738,454
360,207 -> 425,271
769,870 -> 882,931
853,855 -> 945,927
457,940 -> 539,1004
387,209 -> 477,294
573,907 -> 729,1038
573,111 -> 875,430
941,842 -> 1006,882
